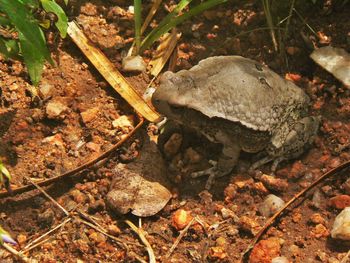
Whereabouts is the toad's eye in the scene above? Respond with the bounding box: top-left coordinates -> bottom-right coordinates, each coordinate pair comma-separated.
255,63 -> 263,71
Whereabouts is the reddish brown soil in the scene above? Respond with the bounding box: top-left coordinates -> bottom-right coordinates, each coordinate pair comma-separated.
0,0 -> 350,262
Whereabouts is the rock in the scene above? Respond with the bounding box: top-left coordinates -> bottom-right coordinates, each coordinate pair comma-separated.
239,215 -> 261,235
253,182 -> 269,194
329,195 -> 350,209
259,194 -> 285,218
46,101 -> 68,119
260,174 -> 289,192
17,234 -> 27,246
122,55 -> 146,72
309,213 -> 326,225
172,209 -> 193,231
80,107 -> 100,124
310,224 -> 330,238
112,115 -> 134,130
89,232 -> 106,244
311,189 -> 323,209
208,246 -> 227,260
224,183 -> 238,202
42,134 -> 65,149
39,82 -> 54,99
70,189 -> 87,204
272,256 -> 289,263
232,174 -> 254,189
249,238 -> 282,263
220,207 -> 239,221
331,207 -> 350,240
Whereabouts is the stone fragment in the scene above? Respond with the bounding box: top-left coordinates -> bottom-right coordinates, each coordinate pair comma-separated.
331,207 -> 350,240
46,101 -> 68,119
259,194 -> 285,218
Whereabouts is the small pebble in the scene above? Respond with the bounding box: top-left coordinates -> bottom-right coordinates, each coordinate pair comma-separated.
331,207 -> 350,240
260,174 -> 288,192
249,238 -> 282,263
329,195 -> 350,209
172,209 -> 193,231
122,55 -> 146,72
46,101 -> 68,119
272,256 -> 289,263
259,194 -> 285,218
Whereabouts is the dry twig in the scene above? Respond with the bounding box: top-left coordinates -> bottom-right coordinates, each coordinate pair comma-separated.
2,243 -> 31,262
21,218 -> 71,253
165,216 -> 197,259
26,177 -> 69,216
125,220 -> 156,263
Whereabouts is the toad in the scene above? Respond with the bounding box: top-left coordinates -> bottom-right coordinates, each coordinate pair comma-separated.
152,56 -> 320,189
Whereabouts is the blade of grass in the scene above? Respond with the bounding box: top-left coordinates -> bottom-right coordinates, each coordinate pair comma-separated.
19,31 -> 46,85
140,0 -> 192,53
140,0 -> 227,53
134,0 -> 142,54
262,0 -> 278,51
141,0 -> 162,34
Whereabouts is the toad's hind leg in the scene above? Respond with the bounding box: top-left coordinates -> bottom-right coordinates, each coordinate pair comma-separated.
191,143 -> 241,189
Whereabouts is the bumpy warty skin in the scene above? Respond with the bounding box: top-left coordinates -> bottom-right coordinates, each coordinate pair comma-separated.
153,56 -> 310,133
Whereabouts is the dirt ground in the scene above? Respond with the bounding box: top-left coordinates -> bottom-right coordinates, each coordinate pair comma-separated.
1,0 -> 350,262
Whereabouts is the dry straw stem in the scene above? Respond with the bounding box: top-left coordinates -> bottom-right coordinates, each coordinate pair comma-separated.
26,176 -> 69,216
125,220 -> 156,263
165,216 -> 197,259
67,21 -> 160,123
148,28 -> 181,77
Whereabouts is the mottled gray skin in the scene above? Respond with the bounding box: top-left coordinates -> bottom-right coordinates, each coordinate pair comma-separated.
152,56 -> 319,188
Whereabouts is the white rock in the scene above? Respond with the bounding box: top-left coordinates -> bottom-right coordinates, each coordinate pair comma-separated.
259,194 -> 285,218
112,115 -> 134,129
39,82 -> 53,98
122,55 -> 146,72
272,256 -> 289,263
331,207 -> 350,240
46,101 -> 68,119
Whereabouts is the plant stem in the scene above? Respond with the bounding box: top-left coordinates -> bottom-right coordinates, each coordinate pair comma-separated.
134,0 -> 142,54
140,0 -> 192,53
140,0 -> 228,53
262,0 -> 278,51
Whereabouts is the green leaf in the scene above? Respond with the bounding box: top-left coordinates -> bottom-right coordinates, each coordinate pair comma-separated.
0,15 -> 11,26
63,0 -> 68,5
18,0 -> 40,8
0,0 -> 52,64
0,37 -> 20,60
19,31 -> 45,85
41,0 -> 68,38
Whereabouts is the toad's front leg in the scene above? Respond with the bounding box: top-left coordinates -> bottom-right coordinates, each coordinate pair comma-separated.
191,143 -> 241,189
